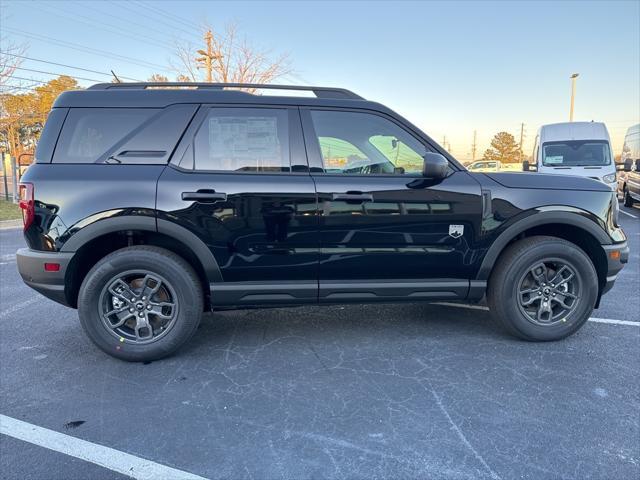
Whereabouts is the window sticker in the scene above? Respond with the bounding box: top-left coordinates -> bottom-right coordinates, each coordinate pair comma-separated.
208,116 -> 281,170
545,155 -> 564,164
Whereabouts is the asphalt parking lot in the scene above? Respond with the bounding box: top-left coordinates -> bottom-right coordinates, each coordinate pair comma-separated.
1,204 -> 638,480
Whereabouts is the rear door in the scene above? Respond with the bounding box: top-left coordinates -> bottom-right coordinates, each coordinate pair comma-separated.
301,108 -> 483,302
156,105 -> 319,306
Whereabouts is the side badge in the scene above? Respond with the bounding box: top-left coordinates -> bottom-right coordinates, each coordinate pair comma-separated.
449,224 -> 464,238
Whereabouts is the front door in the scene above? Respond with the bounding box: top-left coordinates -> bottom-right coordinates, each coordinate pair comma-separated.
301,108 -> 482,302
157,106 -> 319,306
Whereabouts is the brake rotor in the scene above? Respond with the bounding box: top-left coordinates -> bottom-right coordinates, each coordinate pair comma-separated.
113,277 -> 171,331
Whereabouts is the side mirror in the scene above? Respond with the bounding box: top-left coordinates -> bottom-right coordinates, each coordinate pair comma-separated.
522,160 -> 530,171
624,158 -> 633,172
635,159 -> 640,171
422,152 -> 448,179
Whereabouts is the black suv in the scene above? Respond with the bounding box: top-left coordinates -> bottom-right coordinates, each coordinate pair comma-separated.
17,83 -> 629,361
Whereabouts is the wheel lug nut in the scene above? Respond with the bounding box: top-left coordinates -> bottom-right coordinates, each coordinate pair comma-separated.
146,305 -> 152,310
129,308 -> 134,313
138,313 -> 144,317
142,296 -> 146,301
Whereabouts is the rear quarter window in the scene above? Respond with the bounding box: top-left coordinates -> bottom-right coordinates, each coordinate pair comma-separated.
52,108 -> 157,163
34,108 -> 68,163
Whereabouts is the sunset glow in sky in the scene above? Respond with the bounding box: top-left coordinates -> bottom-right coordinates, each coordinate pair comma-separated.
3,0 -> 639,159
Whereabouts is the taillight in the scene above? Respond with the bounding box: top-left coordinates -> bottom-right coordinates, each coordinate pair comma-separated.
18,183 -> 35,231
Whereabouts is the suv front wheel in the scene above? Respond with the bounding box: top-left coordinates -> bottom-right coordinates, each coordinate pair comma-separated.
623,186 -> 635,207
488,236 -> 598,341
78,246 -> 203,361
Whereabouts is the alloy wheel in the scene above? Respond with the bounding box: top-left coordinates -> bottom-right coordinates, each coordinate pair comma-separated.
516,259 -> 581,326
98,270 -> 178,344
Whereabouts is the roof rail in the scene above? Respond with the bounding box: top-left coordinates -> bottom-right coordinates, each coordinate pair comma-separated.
87,82 -> 364,100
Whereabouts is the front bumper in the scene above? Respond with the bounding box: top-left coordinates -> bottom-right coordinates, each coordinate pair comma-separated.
16,248 -> 74,307
601,242 -> 629,295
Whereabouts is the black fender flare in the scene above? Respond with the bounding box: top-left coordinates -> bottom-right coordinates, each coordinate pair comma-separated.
476,207 -> 611,281
60,215 -> 223,282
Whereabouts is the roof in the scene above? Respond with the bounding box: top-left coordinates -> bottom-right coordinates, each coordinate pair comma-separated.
52,82 -> 383,110
539,122 -> 610,142
49,81 -> 464,170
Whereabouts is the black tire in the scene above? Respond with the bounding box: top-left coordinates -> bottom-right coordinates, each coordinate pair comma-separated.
487,236 -> 598,341
78,246 -> 203,362
623,187 -> 634,207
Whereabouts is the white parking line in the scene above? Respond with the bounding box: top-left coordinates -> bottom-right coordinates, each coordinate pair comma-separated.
587,317 -> 640,326
0,253 -> 16,263
0,297 -> 43,319
0,414 -> 209,480
433,302 -> 640,326
620,209 -> 638,219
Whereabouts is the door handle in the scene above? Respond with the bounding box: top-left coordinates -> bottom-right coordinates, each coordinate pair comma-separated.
181,190 -> 227,202
332,193 -> 374,203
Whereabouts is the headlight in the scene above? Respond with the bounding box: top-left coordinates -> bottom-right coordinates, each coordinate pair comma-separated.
603,173 -> 617,183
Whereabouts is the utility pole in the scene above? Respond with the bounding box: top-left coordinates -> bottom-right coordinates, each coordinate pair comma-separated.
569,73 -> 579,122
519,123 -> 525,161
442,135 -> 447,151
196,30 -> 221,82
471,130 -> 477,161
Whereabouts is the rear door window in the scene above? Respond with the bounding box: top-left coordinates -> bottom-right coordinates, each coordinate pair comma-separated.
193,107 -> 290,172
53,108 -> 157,163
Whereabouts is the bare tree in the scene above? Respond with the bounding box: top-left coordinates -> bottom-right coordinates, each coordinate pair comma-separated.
170,22 -> 291,90
0,35 -> 27,87
148,74 -> 170,82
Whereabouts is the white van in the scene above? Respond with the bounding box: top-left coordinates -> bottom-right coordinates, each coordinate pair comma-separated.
525,122 -> 617,190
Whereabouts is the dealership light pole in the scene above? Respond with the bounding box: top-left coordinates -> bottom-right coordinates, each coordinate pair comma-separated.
569,73 -> 579,122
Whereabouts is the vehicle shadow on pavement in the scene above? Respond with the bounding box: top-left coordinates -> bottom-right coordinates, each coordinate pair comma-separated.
181,302 -> 509,360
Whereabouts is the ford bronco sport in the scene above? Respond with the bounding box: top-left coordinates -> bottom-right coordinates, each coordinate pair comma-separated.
16,83 -> 629,361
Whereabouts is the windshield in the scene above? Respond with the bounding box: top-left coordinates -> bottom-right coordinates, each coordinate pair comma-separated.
542,140 -> 611,167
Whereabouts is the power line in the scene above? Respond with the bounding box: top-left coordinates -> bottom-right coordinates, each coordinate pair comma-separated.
3,27 -> 172,72
1,81 -> 42,92
119,1 -> 202,41
0,52 -> 142,81
6,76 -> 49,85
35,2 -> 176,51
0,85 -> 58,95
79,1 -> 194,44
15,67 -> 105,83
133,0 -> 203,33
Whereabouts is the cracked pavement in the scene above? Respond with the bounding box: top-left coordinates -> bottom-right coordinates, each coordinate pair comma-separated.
1,205 -> 638,479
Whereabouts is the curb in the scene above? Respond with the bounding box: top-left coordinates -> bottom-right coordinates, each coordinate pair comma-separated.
0,219 -> 22,230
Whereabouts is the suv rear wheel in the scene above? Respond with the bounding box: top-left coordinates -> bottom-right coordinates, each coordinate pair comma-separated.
78,246 -> 203,361
488,236 -> 598,341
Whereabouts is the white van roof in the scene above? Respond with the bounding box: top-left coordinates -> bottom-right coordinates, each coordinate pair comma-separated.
539,122 -> 610,142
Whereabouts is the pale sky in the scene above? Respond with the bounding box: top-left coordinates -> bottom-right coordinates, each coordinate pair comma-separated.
2,0 -> 639,159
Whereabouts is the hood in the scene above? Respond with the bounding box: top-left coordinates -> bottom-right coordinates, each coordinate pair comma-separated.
485,172 -> 611,191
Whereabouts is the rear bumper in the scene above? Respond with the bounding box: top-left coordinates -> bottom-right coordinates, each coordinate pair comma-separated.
16,248 -> 74,307
601,242 -> 629,295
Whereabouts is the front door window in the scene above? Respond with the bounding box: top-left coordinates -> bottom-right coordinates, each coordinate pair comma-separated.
309,110 -> 428,175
